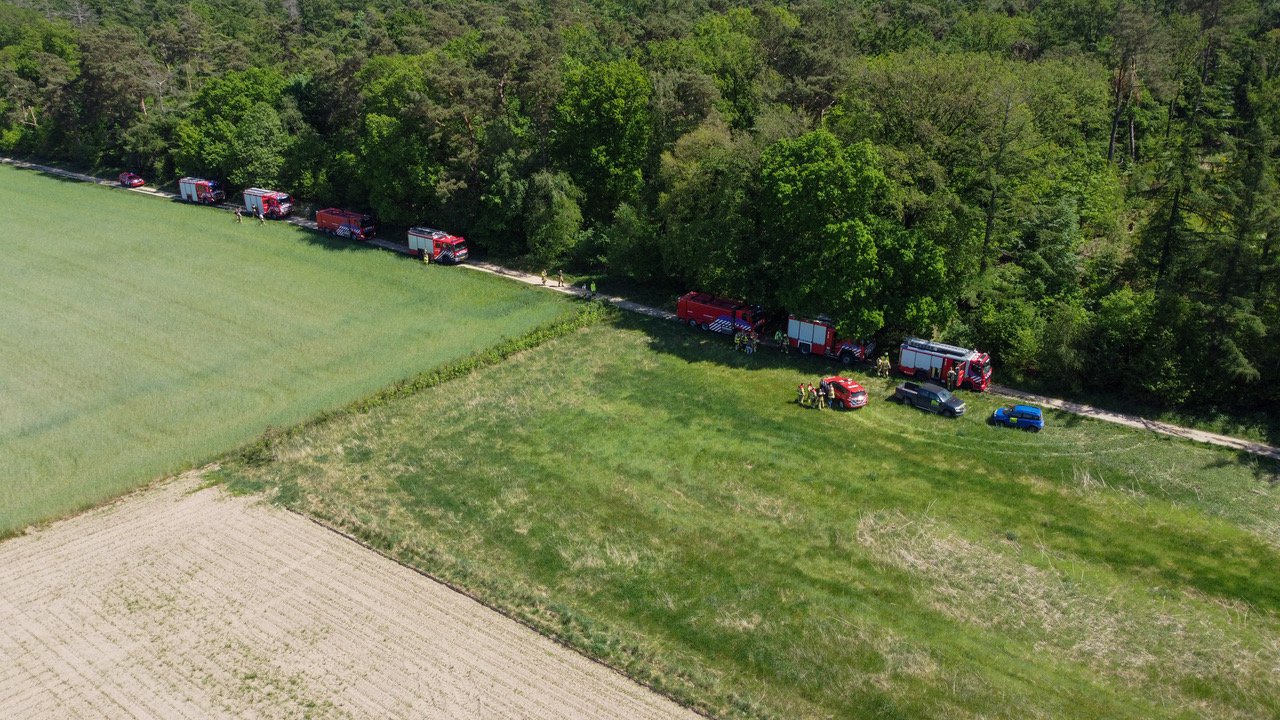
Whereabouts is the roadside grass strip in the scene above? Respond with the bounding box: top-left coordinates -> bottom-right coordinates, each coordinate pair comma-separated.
222,314 -> 1280,720
0,164 -> 570,534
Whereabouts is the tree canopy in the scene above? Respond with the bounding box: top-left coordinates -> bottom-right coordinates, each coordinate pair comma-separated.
2,0 -> 1278,413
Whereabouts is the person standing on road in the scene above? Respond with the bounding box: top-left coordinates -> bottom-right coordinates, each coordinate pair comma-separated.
774,329 -> 787,353
558,270 -> 564,287
540,269 -> 547,285
946,365 -> 958,391
234,207 -> 242,224
589,281 -> 597,299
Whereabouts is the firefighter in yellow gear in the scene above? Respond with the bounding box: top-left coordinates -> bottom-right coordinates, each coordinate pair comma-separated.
876,354 -> 891,378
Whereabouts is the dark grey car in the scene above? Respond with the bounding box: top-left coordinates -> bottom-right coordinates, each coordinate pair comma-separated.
892,382 -> 967,417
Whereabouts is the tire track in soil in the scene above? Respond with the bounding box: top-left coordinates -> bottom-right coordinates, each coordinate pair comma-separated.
0,473 -> 701,720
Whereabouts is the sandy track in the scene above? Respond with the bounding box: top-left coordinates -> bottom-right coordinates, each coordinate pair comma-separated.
8,154 -> 1272,460
0,474 -> 700,720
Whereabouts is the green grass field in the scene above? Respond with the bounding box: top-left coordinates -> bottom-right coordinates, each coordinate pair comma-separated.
224,313 -> 1280,720
0,164 -> 569,534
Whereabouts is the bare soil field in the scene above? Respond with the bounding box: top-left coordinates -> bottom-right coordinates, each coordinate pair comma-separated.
0,472 -> 699,720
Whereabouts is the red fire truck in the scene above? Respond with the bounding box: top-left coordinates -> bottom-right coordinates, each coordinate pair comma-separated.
316,208 -> 376,241
408,227 -> 469,264
677,292 -> 766,334
786,316 -> 875,365
244,188 -> 294,219
898,338 -> 992,391
178,177 -> 224,204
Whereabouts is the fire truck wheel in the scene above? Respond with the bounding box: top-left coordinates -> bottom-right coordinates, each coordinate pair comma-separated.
840,352 -> 853,365
688,319 -> 698,329
699,323 -> 709,331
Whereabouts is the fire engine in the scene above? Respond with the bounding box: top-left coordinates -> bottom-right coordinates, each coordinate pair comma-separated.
787,316 -> 875,365
316,208 -> 376,241
243,188 -> 294,219
408,227 -> 469,264
898,338 -> 992,391
178,177 -> 224,204
677,292 -> 766,334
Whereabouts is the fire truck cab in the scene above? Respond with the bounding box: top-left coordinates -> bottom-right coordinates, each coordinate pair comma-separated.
898,338 -> 992,391
787,316 -> 875,365
677,292 -> 765,334
178,177 -> 224,204
408,227 -> 469,264
316,208 -> 376,241
244,188 -> 294,219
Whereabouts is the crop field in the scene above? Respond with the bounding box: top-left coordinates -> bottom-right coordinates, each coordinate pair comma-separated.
0,164 -> 569,535
224,313 -> 1280,720
0,472 -> 698,719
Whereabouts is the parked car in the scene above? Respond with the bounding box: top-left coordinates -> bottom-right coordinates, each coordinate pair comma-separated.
821,376 -> 868,409
892,381 -> 966,417
991,405 -> 1044,432
118,172 -> 145,188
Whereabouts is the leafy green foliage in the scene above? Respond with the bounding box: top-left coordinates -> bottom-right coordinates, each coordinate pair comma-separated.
1,0 -> 1277,414
758,130 -> 886,336
554,57 -> 652,222
524,170 -> 585,265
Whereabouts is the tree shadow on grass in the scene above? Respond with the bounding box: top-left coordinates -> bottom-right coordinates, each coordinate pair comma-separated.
608,309 -> 873,379
1202,453 -> 1280,486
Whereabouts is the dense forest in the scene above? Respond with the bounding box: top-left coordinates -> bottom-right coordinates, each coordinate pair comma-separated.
2,0 -> 1278,414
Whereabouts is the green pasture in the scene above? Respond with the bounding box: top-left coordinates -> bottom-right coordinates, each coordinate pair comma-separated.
0,164 -> 569,534
224,313 -> 1280,720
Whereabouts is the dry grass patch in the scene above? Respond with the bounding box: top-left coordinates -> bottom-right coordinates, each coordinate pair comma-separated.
855,509 -> 1280,717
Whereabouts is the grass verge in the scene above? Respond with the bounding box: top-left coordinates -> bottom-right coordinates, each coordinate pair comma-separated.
220,313 -> 1280,719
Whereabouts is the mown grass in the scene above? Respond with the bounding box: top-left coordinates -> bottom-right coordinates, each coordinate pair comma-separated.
222,312 -> 1280,719
0,164 -> 570,534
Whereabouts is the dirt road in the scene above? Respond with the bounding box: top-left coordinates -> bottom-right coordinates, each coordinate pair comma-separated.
0,473 -> 701,719
4,155 -> 1275,460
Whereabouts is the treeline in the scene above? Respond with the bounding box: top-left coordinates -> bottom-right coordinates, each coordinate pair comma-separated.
2,0 -> 1278,412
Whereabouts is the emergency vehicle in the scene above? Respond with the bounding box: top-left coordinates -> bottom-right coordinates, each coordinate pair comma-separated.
821,376 -> 869,409
408,227 -> 469,264
898,338 -> 992,391
178,177 -> 224,204
787,316 -> 875,365
677,292 -> 766,334
243,188 -> 294,219
316,208 -> 376,241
